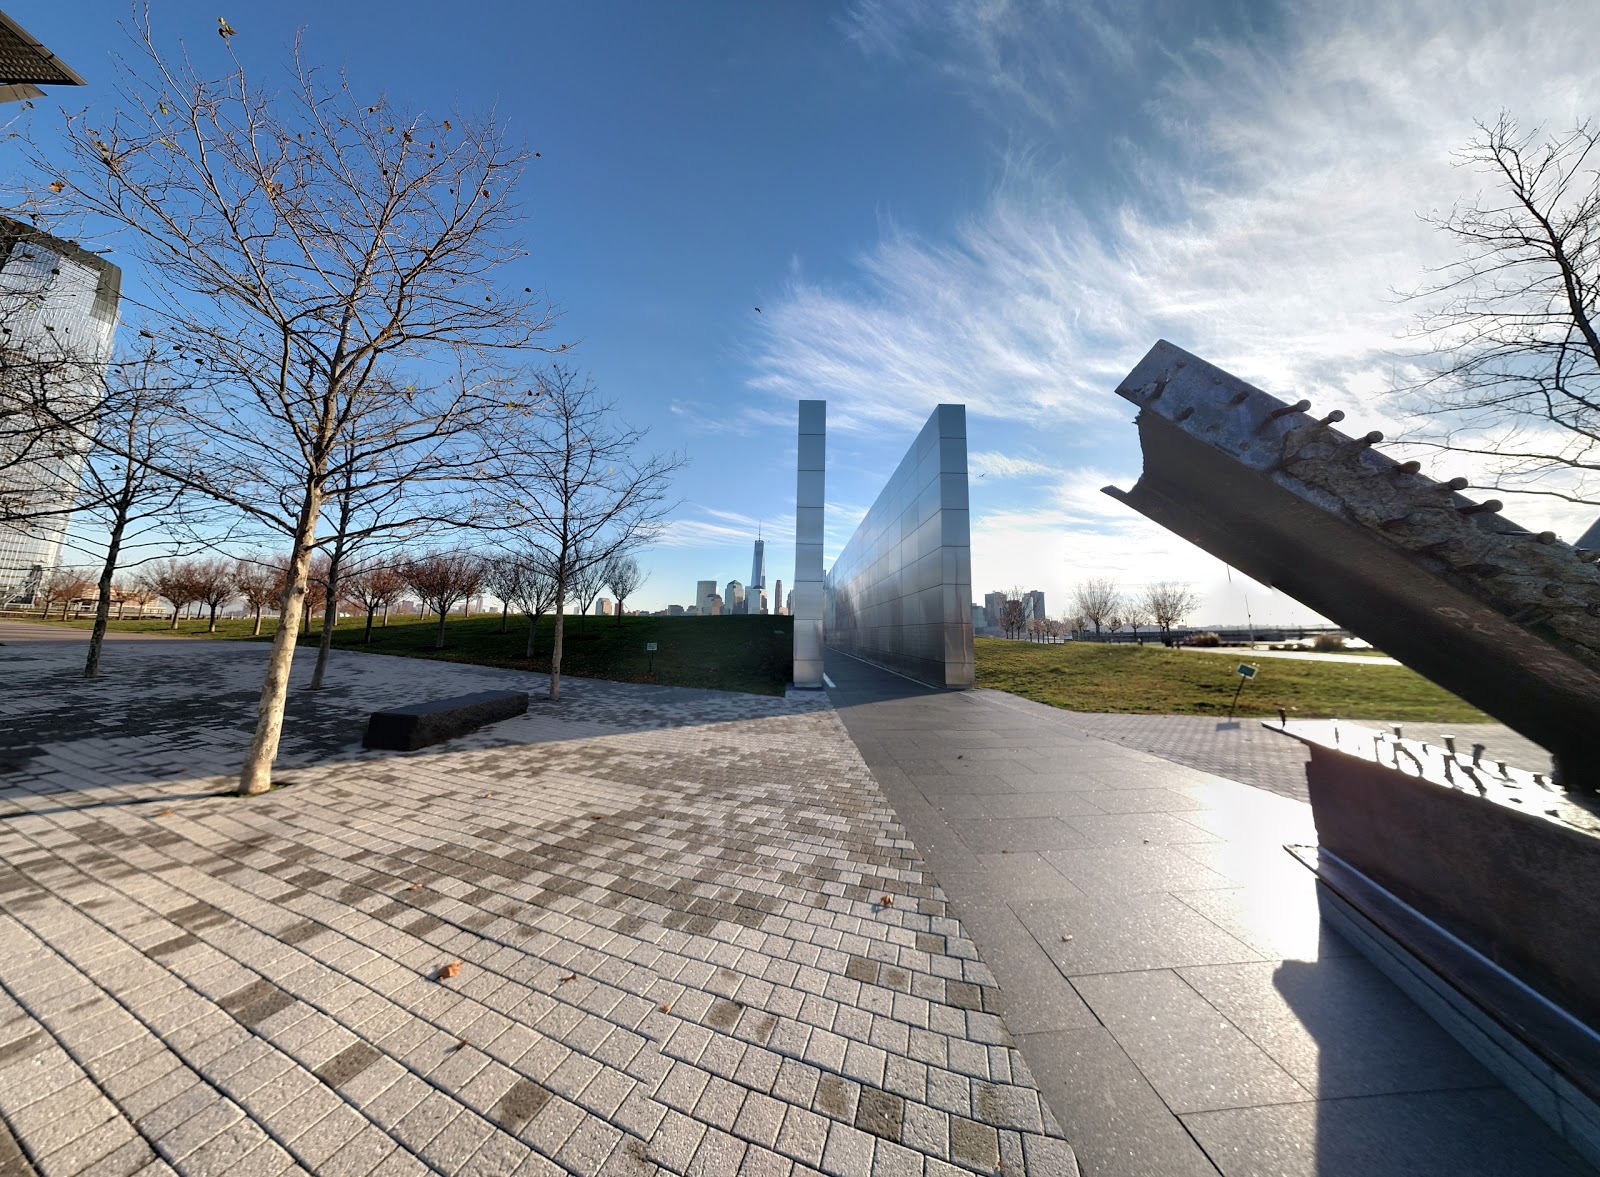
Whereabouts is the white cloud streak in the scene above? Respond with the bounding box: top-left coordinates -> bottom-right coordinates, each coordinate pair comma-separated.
754,0 -> 1600,612
757,0 -> 1600,444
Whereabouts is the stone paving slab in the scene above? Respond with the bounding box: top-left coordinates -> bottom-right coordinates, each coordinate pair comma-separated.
826,653 -> 1593,1177
0,638 -> 1078,1176
1042,708 -> 1553,804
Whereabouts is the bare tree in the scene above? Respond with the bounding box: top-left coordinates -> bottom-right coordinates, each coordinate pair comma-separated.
1141,581 -> 1201,645
1405,115 -> 1600,504
568,551 -> 608,628
999,597 -> 1026,639
483,366 -> 683,700
1123,599 -> 1152,645
603,554 -> 646,623
1073,578 -> 1121,638
500,543 -> 559,659
234,556 -> 279,637
35,14 -> 558,794
33,565 -> 93,620
189,558 -> 236,632
139,557 -> 202,628
112,576 -> 156,619
72,344 -> 201,676
343,562 -> 407,643
480,553 -> 528,634
403,550 -> 483,649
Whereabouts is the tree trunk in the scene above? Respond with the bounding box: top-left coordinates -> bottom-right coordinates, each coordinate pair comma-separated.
500,601 -> 509,633
526,610 -> 540,659
85,506 -> 131,678
311,538 -> 346,690
435,608 -> 448,649
252,606 -> 263,637
170,609 -> 180,630
208,604 -> 220,632
382,602 -> 389,626
615,598 -> 624,623
239,489 -> 323,797
550,585 -> 567,700
364,607 -> 376,643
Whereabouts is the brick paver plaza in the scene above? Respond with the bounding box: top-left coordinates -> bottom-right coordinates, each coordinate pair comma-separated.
3,628 -> 1594,1176
0,633 -> 1076,1177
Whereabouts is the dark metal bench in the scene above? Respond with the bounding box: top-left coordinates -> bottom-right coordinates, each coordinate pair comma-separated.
362,690 -> 529,752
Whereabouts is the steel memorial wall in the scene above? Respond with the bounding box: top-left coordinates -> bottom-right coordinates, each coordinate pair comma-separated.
824,404 -> 974,688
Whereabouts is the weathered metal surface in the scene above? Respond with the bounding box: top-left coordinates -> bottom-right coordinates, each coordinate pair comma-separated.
1104,340 -> 1600,785
1297,735 -> 1600,1039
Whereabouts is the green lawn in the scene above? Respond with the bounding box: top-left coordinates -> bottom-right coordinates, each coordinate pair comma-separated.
975,637 -> 1489,722
18,613 -> 796,696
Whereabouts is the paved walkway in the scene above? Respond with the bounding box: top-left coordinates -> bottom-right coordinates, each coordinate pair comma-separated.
0,636 -> 1076,1177
1174,647 -> 1400,666
824,652 -> 1593,1177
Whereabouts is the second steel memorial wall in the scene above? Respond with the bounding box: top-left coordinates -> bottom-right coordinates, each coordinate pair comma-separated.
824,404 -> 974,688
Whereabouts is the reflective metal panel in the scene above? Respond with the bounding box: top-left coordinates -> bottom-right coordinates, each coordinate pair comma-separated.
793,400 -> 826,687
825,405 -> 974,688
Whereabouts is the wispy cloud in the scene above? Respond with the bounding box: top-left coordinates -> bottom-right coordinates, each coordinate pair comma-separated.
969,450 -> 1058,479
756,0 -> 1600,459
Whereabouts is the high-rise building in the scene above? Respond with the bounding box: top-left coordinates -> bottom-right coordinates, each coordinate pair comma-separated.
725,579 -> 745,615
0,217 -> 122,604
759,591 -> 769,615
596,598 -> 612,616
750,535 -> 766,591
774,578 -> 784,615
710,594 -> 723,616
983,591 -> 1007,629
1024,590 -> 1046,622
696,579 -> 717,616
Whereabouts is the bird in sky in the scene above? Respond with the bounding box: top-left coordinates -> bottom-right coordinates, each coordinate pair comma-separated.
218,17 -> 236,38
753,307 -> 761,314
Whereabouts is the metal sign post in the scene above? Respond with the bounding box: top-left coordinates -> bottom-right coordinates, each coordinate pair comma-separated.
646,642 -> 657,673
1228,662 -> 1258,721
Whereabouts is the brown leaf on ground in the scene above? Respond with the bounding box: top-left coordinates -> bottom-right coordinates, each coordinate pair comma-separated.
437,960 -> 462,981
879,895 -> 894,907
586,814 -> 605,821
407,883 -> 423,891
156,809 -> 174,817
482,792 -> 494,798
659,1003 -> 672,1014
558,973 -> 577,983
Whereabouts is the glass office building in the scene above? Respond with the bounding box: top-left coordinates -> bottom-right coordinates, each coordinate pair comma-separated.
0,217 -> 122,603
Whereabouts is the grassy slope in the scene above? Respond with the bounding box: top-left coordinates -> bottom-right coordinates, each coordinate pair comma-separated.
20,613 -> 796,696
975,637 -> 1490,722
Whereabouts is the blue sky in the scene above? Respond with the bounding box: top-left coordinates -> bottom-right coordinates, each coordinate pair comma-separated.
16,1 -> 1600,623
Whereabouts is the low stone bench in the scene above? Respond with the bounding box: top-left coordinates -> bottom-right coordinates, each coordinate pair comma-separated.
362,690 -> 529,752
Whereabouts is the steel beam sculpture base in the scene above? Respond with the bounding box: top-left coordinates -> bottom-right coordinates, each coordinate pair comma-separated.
1104,340 -> 1600,789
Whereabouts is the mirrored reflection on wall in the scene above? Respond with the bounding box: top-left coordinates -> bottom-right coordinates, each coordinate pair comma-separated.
825,404 -> 973,688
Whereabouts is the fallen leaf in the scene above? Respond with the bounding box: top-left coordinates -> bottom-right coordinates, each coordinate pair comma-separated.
587,814 -> 605,821
1060,935 -> 1073,942
407,883 -> 423,892
482,792 -> 494,798
558,973 -> 577,983
879,895 -> 894,907
437,960 -> 462,981
156,809 -> 174,817
659,1003 -> 672,1014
